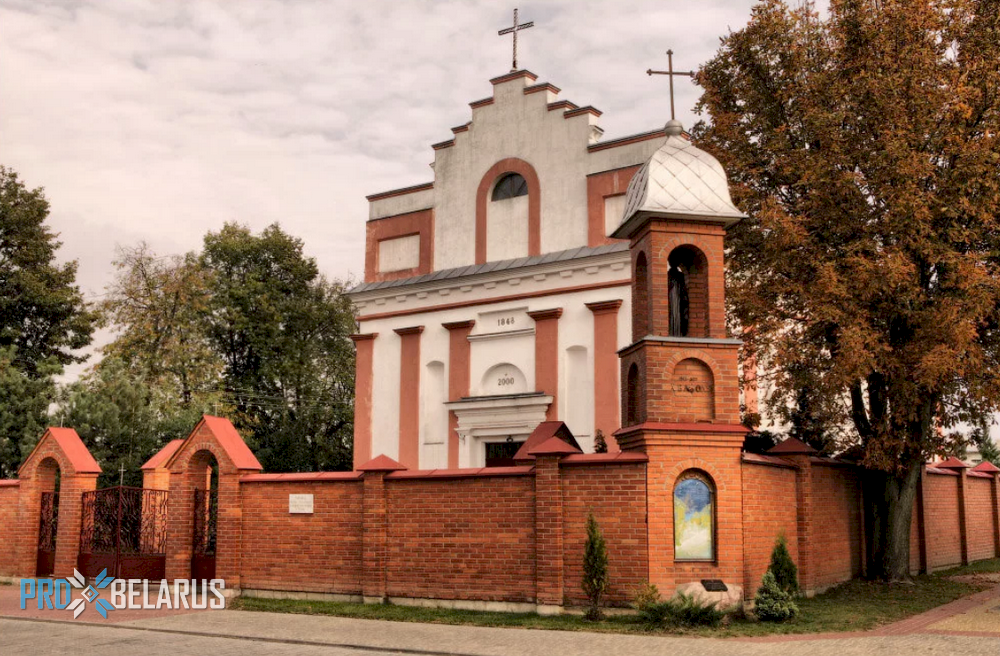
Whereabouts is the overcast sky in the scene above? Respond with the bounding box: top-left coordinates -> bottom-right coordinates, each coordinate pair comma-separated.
1,0 -> 759,377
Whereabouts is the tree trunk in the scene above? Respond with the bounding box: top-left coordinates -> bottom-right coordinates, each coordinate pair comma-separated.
863,458 -> 922,581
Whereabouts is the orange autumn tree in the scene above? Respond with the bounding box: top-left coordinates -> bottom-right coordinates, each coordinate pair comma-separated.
693,0 -> 1000,580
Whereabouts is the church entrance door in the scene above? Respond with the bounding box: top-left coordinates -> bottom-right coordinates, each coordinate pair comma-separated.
484,441 -> 523,468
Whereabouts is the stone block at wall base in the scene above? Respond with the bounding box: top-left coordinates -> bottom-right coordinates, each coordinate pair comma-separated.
674,581 -> 743,611
241,589 -> 363,604
388,596 -> 539,614
535,603 -> 565,616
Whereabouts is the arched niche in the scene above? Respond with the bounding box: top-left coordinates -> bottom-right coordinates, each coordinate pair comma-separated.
423,361 -> 447,445
481,363 -> 528,395
671,358 -> 715,421
673,470 -> 716,561
666,245 -> 710,338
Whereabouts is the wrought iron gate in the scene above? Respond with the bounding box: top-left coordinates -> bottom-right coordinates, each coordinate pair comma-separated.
36,492 -> 58,576
191,488 -> 218,580
78,486 -> 169,579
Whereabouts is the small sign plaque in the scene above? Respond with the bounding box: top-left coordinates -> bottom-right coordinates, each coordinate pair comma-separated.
288,494 -> 314,514
701,579 -> 728,592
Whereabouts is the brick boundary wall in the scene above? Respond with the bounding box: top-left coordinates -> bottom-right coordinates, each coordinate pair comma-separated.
4,431 -> 1000,610
234,455 -> 648,612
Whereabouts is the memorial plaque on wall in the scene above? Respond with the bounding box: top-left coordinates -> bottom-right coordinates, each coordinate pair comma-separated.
288,494 -> 314,514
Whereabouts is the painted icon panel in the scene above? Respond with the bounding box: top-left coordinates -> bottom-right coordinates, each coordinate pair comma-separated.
674,475 -> 713,560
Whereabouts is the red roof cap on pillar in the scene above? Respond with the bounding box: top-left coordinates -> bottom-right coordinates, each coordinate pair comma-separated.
972,461 -> 1000,474
18,427 -> 102,476
357,454 -> 407,472
527,436 -> 583,457
141,439 -> 184,470
767,437 -> 818,456
514,421 -> 582,462
936,456 -> 970,470
201,415 -> 263,470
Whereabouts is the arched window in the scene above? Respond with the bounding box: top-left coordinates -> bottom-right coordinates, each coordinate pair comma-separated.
673,471 -> 715,561
626,363 -> 641,426
491,173 -> 528,201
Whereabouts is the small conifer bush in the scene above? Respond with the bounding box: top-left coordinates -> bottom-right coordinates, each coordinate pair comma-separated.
754,570 -> 799,622
768,534 -> 799,595
593,429 -> 608,453
581,512 -> 609,620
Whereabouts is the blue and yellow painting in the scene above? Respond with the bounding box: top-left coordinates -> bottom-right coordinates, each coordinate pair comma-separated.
674,477 -> 713,560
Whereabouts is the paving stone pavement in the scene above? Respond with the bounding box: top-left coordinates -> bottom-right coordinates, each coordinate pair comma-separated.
3,581 -> 1000,655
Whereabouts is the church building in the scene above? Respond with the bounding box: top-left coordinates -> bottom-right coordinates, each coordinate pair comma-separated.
347,66 -> 749,473
347,69 -> 681,471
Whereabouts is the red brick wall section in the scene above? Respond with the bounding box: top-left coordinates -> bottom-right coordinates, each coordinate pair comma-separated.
925,471 -> 963,570
741,462 -> 799,595
966,475 -> 996,562
240,481 -> 364,594
0,484 -> 20,576
810,464 -> 862,590
586,165 -> 640,247
561,463 -> 648,606
384,474 -> 537,603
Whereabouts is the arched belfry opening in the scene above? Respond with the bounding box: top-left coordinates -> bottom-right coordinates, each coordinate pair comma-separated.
633,251 -> 650,340
666,245 -> 709,338
626,363 -> 642,426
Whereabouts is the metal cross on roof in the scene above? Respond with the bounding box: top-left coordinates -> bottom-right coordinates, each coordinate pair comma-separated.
647,49 -> 696,121
498,8 -> 534,71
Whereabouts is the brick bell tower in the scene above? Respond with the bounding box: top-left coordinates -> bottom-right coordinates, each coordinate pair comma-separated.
612,119 -> 749,596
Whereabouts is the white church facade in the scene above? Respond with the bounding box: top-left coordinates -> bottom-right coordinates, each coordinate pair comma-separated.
348,69 -> 714,470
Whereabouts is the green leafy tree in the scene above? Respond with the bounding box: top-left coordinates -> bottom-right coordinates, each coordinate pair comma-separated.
0,166 -> 95,377
100,243 -> 222,406
581,512 -> 610,620
0,348 -> 57,478
695,0 -> 1000,581
60,359 -> 210,487
200,223 -> 355,472
968,413 -> 1000,466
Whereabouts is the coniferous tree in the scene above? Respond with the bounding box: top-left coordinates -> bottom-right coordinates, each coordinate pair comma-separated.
581,512 -> 609,620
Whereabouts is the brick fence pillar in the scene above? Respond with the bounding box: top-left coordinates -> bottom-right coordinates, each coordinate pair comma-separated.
358,455 -> 406,604
917,465 -> 930,574
791,455 -> 814,595
530,438 -> 579,614
768,438 -> 817,596
958,467 -> 970,566
993,472 -> 1000,558
53,473 -> 98,578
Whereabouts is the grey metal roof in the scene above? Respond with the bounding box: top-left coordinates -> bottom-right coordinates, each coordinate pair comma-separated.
348,242 -> 629,295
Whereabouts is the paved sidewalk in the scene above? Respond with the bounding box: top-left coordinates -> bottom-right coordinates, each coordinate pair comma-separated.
3,581 -> 1000,655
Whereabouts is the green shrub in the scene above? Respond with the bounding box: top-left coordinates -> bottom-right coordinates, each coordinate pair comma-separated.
768,534 -> 799,595
754,570 -> 799,622
631,582 -> 661,610
581,512 -> 609,620
669,592 -> 724,627
631,584 -> 723,627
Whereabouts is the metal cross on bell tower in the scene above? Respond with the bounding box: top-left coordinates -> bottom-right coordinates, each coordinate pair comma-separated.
498,8 -> 534,71
647,49 -> 696,121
